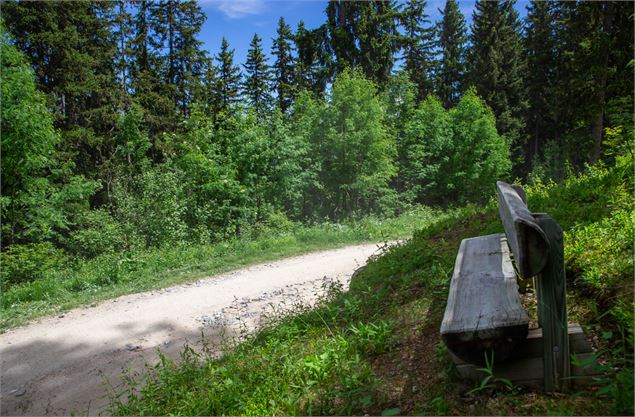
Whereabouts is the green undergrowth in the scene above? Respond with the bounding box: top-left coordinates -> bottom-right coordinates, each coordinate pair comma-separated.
110,157 -> 634,416
0,207 -> 440,332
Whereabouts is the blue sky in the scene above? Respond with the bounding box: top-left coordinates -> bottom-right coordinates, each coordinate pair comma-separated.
197,0 -> 530,67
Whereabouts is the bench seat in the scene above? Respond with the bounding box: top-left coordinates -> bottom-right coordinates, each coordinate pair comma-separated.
440,233 -> 529,364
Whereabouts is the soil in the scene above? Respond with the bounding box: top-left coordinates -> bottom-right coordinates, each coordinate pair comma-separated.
0,243 -> 388,416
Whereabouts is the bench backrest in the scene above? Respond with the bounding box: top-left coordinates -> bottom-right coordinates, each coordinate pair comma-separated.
496,181 -> 549,278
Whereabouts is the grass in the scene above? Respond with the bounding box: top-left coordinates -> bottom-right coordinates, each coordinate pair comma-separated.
109,156 -> 634,416
0,206 -> 441,332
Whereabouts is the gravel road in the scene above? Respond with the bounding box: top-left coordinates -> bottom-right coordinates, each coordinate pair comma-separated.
0,243 -> 389,416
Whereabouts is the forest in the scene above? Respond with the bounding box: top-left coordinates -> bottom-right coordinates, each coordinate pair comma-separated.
2,0 -> 632,264
1,0 -> 634,415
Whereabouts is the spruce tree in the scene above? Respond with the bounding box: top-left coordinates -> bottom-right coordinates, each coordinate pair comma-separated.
400,0 -> 436,100
272,17 -> 295,112
326,0 -> 359,74
129,0 -> 175,138
524,0 -> 558,164
294,21 -> 332,97
437,0 -> 467,108
326,0 -> 398,86
468,0 -> 528,171
358,0 -> 399,86
243,33 -> 272,114
149,0 -> 206,116
3,1 -> 120,185
215,37 -> 242,113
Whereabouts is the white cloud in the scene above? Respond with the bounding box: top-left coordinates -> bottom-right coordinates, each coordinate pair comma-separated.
204,0 -> 267,19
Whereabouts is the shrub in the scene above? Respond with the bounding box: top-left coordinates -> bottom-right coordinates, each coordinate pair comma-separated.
0,242 -> 68,289
67,209 -> 126,257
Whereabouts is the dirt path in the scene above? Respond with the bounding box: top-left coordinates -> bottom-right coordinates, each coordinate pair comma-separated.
0,243 -> 390,416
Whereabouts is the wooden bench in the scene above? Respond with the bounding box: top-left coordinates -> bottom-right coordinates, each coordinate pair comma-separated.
440,181 -> 591,392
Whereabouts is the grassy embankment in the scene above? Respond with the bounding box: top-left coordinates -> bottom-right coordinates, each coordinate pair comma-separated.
1,207 -> 440,332
110,157 -> 634,416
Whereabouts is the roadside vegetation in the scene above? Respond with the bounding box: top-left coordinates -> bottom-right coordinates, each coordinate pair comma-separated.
110,156 -> 633,416
0,206 -> 438,331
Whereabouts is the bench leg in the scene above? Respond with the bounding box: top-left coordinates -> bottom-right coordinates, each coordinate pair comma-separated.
534,214 -> 570,392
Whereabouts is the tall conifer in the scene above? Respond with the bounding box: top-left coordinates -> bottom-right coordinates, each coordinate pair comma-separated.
400,0 -> 436,100
437,0 -> 467,108
468,0 -> 528,170
272,17 -> 296,112
215,37 -> 242,112
243,33 -> 272,114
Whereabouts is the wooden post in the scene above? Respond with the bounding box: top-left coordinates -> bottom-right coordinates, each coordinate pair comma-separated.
533,214 -> 570,392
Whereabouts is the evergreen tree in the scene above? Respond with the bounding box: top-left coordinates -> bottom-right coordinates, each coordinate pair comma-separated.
3,1 -> 121,185
196,56 -> 219,119
149,0 -> 206,116
357,0 -> 399,86
524,1 -> 558,164
129,0 -> 175,138
112,0 -> 134,94
243,33 -> 272,114
326,0 -> 398,85
326,0 -> 358,73
468,0 -> 528,171
215,37 -> 242,113
272,17 -> 295,112
437,0 -> 467,107
1,27 -> 97,246
294,21 -> 332,96
400,0 -> 436,100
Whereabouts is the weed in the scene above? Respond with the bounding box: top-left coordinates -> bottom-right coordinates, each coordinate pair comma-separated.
466,351 -> 515,395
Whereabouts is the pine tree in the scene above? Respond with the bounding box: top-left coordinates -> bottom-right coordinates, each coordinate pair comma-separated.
272,17 -> 295,112
468,0 -> 528,171
437,0 -> 467,107
400,0 -> 436,100
215,37 -> 242,112
243,33 -> 272,114
358,1 -> 399,86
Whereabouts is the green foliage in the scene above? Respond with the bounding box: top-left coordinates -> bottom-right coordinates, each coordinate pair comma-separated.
400,0 -> 437,100
67,209 -> 126,258
243,33 -> 272,114
403,89 -> 511,204
0,243 -> 68,289
437,0 -> 467,108
468,0 -> 528,171
113,166 -> 188,248
565,208 -> 634,298
0,26 -> 98,246
314,70 -> 397,218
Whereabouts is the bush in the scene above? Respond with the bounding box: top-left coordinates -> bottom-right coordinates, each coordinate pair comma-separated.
67,209 -> 126,257
0,242 -> 68,289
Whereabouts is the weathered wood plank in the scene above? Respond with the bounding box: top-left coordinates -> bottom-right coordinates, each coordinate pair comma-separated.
441,234 -> 529,364
496,181 -> 549,278
450,324 -> 592,365
455,353 -> 599,389
452,323 -> 598,390
534,213 -> 570,392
